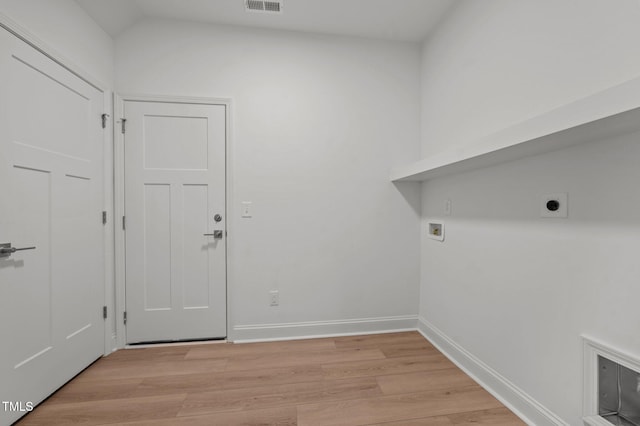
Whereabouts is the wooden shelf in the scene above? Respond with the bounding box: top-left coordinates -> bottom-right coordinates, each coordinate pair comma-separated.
391,77 -> 640,182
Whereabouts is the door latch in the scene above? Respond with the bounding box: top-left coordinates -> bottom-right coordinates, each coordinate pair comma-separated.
0,242 -> 36,259
203,230 -> 224,239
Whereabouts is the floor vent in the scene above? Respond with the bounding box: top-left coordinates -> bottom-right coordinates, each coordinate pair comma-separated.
584,337 -> 640,426
245,0 -> 283,14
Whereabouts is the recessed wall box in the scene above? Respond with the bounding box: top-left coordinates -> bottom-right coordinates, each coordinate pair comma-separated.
427,221 -> 444,242
583,337 -> 640,426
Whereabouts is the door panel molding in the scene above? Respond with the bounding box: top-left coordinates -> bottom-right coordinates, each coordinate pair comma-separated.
0,12 -> 116,357
0,12 -> 109,91
114,94 -> 233,349
0,25 -> 106,424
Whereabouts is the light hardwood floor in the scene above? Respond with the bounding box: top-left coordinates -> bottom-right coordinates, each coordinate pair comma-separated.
16,332 -> 525,425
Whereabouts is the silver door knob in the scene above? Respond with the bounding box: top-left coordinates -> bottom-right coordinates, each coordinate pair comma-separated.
0,242 -> 36,259
203,230 -> 223,239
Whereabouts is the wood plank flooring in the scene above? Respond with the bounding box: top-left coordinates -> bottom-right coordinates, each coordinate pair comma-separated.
15,332 -> 525,425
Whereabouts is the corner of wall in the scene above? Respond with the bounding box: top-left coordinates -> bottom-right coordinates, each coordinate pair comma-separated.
417,317 -> 567,426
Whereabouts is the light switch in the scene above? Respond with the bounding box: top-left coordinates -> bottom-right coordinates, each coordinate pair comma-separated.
241,201 -> 252,218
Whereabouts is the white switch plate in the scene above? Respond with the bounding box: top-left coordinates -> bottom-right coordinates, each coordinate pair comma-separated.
541,193 -> 568,218
241,201 -> 252,218
269,290 -> 279,306
444,199 -> 451,216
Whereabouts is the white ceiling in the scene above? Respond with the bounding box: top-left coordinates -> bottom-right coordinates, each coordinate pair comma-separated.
75,0 -> 457,42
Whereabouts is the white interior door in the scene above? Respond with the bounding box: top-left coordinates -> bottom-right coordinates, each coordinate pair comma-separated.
0,29 -> 104,425
124,100 -> 226,344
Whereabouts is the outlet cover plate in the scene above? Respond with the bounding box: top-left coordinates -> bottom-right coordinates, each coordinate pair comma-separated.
444,199 -> 451,216
541,193 -> 568,218
241,201 -> 252,218
269,290 -> 279,306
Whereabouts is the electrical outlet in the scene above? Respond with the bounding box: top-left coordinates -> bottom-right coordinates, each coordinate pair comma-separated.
269,290 -> 279,306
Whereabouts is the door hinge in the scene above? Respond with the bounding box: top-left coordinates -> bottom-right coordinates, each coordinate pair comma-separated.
102,211 -> 107,225
124,311 -> 127,325
121,118 -> 127,134
101,113 -> 109,129
103,306 -> 107,319
122,216 -> 126,230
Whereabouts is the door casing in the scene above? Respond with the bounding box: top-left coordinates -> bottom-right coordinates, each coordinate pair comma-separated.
0,13 -> 235,352
114,94 -> 234,349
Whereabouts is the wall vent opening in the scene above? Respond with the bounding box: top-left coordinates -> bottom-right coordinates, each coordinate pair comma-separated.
599,356 -> 640,426
245,0 -> 283,14
584,337 -> 640,426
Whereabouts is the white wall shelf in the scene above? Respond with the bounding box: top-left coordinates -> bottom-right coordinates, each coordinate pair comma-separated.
391,77 -> 640,182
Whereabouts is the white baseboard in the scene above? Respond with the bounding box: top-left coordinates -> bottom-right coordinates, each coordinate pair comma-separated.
583,415 -> 617,426
231,315 -> 418,343
417,317 -> 568,426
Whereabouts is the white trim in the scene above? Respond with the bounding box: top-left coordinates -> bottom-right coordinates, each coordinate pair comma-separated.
583,416 -> 616,426
417,317 -> 567,426
116,93 -> 233,106
124,339 -> 227,349
113,94 -> 126,350
225,99 -> 237,342
582,335 -> 640,425
232,315 -> 418,342
391,75 -> 640,182
102,92 -> 116,355
0,13 -> 108,91
113,94 -> 233,349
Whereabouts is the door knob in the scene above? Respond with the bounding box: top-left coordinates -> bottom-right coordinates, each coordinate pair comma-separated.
0,242 -> 36,259
203,230 -> 223,239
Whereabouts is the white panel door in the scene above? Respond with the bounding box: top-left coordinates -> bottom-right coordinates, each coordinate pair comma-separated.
124,101 -> 226,343
0,29 -> 104,425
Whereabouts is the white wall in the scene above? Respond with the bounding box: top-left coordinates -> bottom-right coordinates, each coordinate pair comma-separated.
419,0 -> 640,424
116,19 -> 422,339
421,0 -> 640,157
0,0 -> 114,87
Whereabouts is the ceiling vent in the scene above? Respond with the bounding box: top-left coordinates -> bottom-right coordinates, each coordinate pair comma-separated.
245,0 -> 283,14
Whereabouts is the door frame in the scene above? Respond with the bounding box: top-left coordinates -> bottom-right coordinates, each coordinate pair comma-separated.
0,13 -> 114,356
114,94 -> 234,349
